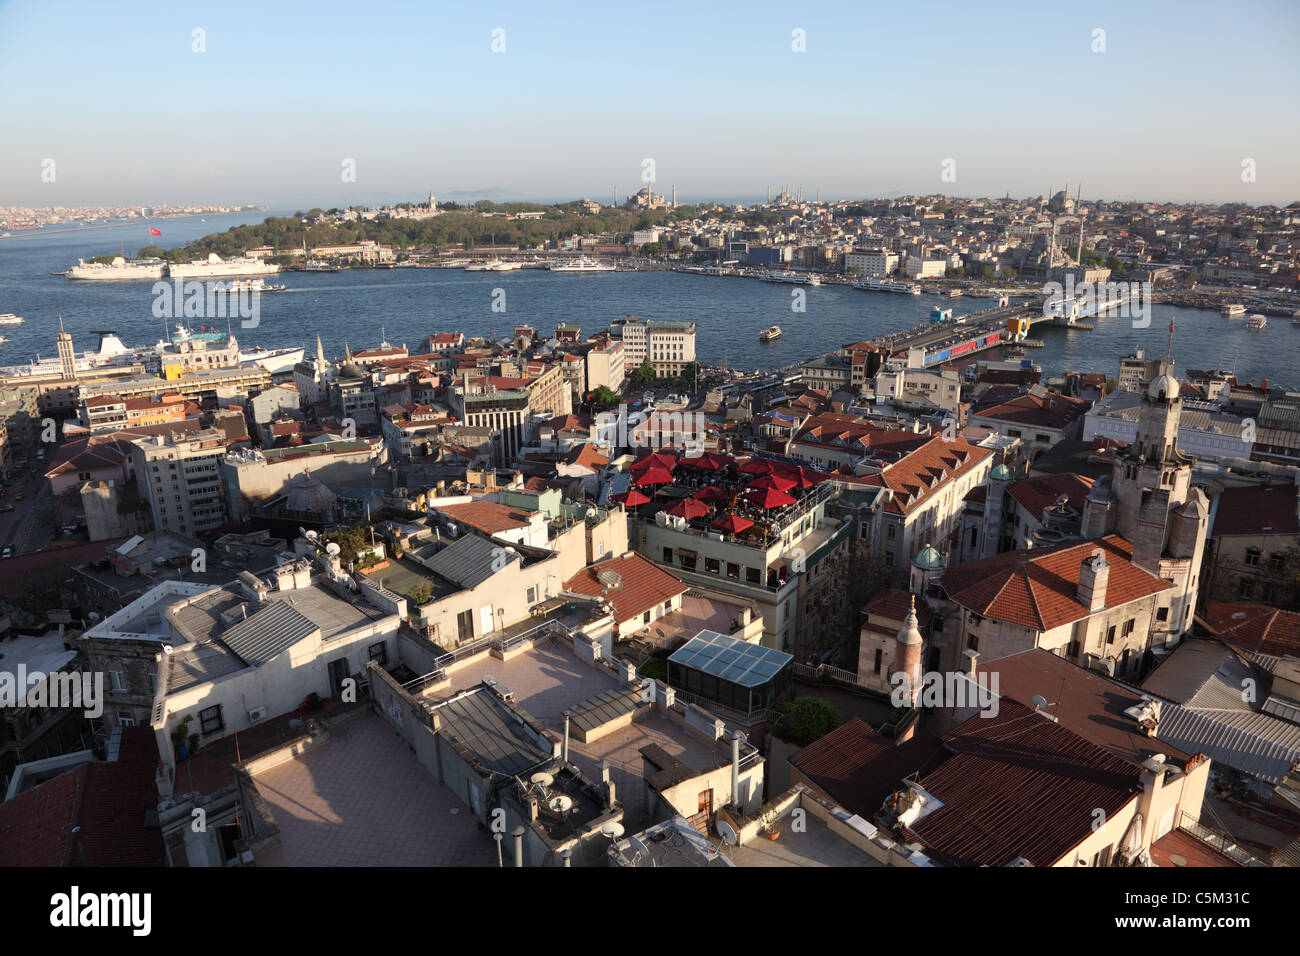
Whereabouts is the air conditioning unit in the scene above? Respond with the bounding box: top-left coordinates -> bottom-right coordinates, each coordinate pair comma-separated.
248,706 -> 268,724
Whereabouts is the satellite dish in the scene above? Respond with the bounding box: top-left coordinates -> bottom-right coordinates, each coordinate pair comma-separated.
326,542 -> 341,555
530,772 -> 554,787
162,644 -> 174,655
548,795 -> 574,814
716,819 -> 738,846
1031,694 -> 1047,710
600,822 -> 625,839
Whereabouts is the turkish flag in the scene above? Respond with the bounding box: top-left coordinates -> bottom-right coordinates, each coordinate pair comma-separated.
149,227 -> 161,236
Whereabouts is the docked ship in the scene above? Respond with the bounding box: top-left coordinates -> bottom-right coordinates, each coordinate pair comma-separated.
856,279 -> 920,294
759,326 -> 782,342
66,255 -> 166,281
1222,303 -> 1246,317
167,252 -> 281,279
465,259 -> 522,272
548,257 -> 615,273
300,260 -> 342,272
1247,313 -> 1267,330
0,314 -> 23,325
762,271 -> 820,286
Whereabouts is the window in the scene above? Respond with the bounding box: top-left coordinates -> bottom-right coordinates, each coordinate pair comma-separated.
969,527 -> 978,549
1105,625 -> 1116,644
1156,606 -> 1169,622
109,671 -> 126,693
643,610 -> 651,624
526,585 -> 538,604
1121,618 -> 1135,638
117,711 -> 136,727
1270,553 -> 1284,572
457,608 -> 475,641
886,525 -> 896,540
368,642 -> 388,665
199,705 -> 224,735
746,566 -> 760,584
1244,549 -> 1260,567
968,634 -> 979,651
705,557 -> 720,575
727,562 -> 740,580
1238,577 -> 1254,599
873,648 -> 883,674
663,547 -> 673,564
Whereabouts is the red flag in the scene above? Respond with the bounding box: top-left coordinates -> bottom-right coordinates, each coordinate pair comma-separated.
149,227 -> 161,236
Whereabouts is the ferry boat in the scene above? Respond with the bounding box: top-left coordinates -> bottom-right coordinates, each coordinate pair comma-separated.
167,252 -> 280,279
66,255 -> 166,281
759,327 -> 782,342
548,257 -> 615,273
0,314 -> 23,325
1247,313 -> 1267,330
947,289 -> 964,298
300,260 -> 342,272
761,271 -> 820,286
465,259 -> 523,272
1222,303 -> 1246,317
210,278 -> 286,294
856,279 -> 920,294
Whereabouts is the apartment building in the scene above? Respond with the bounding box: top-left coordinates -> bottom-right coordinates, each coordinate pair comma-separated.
612,317 -> 696,379
132,428 -> 230,535
585,337 -> 626,393
843,249 -> 898,277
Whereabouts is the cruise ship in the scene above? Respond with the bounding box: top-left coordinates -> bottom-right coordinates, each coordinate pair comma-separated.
1222,303 -> 1246,317
548,257 -> 615,272
856,279 -> 920,294
761,271 -> 820,286
0,314 -> 23,325
167,252 -> 281,279
66,255 -> 166,281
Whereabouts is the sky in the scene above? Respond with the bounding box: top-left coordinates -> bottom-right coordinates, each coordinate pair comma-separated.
1,0 -> 1297,208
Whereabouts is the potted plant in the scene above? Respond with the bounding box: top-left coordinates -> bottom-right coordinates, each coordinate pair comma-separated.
170,715 -> 194,760
759,801 -> 782,840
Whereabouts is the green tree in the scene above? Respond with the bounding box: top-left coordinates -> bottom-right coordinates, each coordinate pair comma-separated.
629,360 -> 656,388
775,697 -> 841,746
409,583 -> 432,606
590,386 -> 622,411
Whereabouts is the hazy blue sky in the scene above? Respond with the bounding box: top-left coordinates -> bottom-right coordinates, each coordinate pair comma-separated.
2,0 -> 1297,207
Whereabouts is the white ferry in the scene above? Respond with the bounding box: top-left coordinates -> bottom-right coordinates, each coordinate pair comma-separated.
548,257 -> 616,273
66,255 -> 166,281
167,252 -> 280,279
1222,303 -> 1246,317
759,327 -> 782,342
1247,313 -> 1267,330
0,314 -> 23,325
762,271 -> 820,286
856,279 -> 920,294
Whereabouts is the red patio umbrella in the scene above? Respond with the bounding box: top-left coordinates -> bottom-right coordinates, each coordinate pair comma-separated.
629,451 -> 677,473
737,458 -> 776,476
682,451 -> 734,471
634,465 -> 676,486
786,465 -> 830,489
613,489 -> 652,507
749,473 -> 797,493
664,497 -> 710,520
692,485 -> 727,502
711,513 -> 754,534
740,486 -> 797,509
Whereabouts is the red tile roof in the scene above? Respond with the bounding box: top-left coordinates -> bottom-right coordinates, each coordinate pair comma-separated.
861,434 -> 993,516
972,390 -> 1090,429
942,534 -> 1173,632
1203,602 -> 1300,658
863,588 -> 934,627
564,552 -> 686,625
436,500 -> 534,535
1211,483 -> 1300,537
0,727 -> 165,866
792,414 -> 930,461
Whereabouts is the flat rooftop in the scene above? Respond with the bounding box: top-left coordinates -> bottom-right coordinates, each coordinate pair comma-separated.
722,813 -> 883,867
254,713 -> 496,867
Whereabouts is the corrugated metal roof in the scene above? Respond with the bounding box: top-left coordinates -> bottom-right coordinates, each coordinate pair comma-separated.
1156,703 -> 1300,785
1141,639 -> 1241,706
435,690 -> 548,776
220,600 -> 318,667
420,534 -> 518,591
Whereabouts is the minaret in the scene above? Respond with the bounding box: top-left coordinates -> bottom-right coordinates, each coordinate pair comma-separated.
893,594 -> 924,707
315,334 -> 326,368
671,184 -> 676,208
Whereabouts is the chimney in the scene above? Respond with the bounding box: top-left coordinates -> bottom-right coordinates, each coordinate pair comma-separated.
604,778 -> 617,809
962,649 -> 979,675
1077,553 -> 1109,612
527,794 -> 539,823
731,732 -> 741,807
512,825 -> 525,868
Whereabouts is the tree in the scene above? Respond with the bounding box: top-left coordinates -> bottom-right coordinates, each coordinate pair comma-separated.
677,362 -> 701,389
590,386 -> 622,411
409,583 -> 432,606
774,697 -> 841,746
629,360 -> 656,388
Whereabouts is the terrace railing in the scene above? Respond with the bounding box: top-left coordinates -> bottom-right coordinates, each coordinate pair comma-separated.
400,619 -> 574,694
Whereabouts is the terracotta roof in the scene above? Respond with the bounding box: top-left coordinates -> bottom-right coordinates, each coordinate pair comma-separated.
436,500 -> 534,535
1211,483 -> 1300,537
972,390 -> 1091,429
563,552 -> 686,625
1005,473 -> 1095,518
792,413 -> 929,461
904,699 -> 1142,867
0,727 -> 165,866
941,534 -> 1174,632
861,435 -> 993,516
566,443 -> 609,469
790,718 -> 947,818
1203,602 -> 1300,658
863,588 -> 934,627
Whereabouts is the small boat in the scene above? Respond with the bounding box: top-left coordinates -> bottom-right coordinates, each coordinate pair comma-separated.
759,326 -> 782,342
0,336 -> 7,344
1222,303 -> 1246,317
1247,314 -> 1267,330
0,314 -> 23,325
